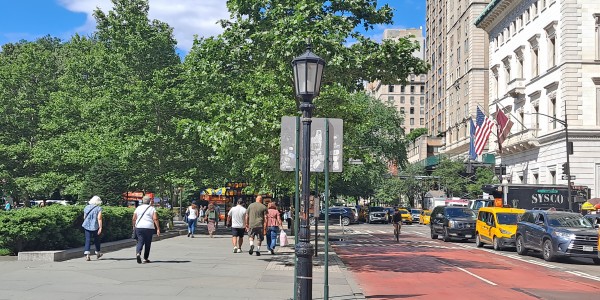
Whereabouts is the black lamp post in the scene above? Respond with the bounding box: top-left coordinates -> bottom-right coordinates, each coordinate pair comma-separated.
291,43 -> 325,300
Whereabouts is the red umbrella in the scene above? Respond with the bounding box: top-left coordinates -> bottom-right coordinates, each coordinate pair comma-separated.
595,203 -> 600,209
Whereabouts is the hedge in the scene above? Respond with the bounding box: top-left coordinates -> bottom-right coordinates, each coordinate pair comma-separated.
0,205 -> 174,255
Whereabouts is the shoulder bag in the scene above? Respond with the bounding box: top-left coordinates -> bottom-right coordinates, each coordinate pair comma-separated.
132,205 -> 151,240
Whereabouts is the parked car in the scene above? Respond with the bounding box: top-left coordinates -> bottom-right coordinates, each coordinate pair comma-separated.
515,210 -> 600,264
583,214 -> 600,228
310,207 -> 357,226
475,207 -> 525,250
410,209 -> 422,222
419,210 -> 431,225
397,209 -> 412,224
367,206 -> 388,224
430,206 -> 476,242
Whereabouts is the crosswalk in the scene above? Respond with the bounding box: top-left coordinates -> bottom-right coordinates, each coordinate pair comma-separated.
345,229 -> 426,236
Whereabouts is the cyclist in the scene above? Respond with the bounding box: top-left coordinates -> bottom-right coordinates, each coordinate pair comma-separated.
392,209 -> 403,241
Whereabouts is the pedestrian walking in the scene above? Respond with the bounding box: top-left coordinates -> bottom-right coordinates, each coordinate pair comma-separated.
82,196 -> 103,261
266,202 -> 282,255
132,195 -> 161,264
286,208 -> 293,229
185,201 -> 199,237
4,200 -> 11,211
199,205 -> 205,223
205,202 -> 218,238
227,199 -> 247,253
245,195 -> 267,256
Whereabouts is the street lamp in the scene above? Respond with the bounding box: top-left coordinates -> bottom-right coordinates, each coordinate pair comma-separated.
291,42 -> 326,300
532,105 -> 572,211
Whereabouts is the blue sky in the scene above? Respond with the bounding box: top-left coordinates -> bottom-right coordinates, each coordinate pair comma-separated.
0,0 -> 426,54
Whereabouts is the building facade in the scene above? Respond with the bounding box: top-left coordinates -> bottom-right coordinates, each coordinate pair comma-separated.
367,28 -> 427,134
476,0 -> 600,198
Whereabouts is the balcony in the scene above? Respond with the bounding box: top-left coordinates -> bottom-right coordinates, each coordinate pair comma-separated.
501,128 -> 540,154
506,78 -> 526,97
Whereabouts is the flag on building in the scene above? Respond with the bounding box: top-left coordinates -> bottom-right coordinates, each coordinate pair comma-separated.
469,118 -> 477,160
495,105 -> 514,153
474,107 -> 494,155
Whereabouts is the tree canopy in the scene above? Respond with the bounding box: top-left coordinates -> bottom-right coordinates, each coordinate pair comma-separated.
0,0 -> 428,204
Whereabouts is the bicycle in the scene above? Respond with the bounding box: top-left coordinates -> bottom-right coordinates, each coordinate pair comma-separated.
393,222 -> 401,242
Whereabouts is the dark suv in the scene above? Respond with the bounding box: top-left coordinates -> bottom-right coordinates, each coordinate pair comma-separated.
430,206 -> 476,242
516,210 -> 600,263
309,207 -> 357,226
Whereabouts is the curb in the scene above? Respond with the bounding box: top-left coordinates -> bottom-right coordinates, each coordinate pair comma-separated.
17,229 -> 187,262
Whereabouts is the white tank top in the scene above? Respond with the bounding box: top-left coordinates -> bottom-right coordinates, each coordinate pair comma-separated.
188,207 -> 198,219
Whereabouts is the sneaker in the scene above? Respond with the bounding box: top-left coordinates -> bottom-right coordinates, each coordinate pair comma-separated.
270,249 -> 275,255
187,232 -> 191,237
96,252 -> 103,259
256,251 -> 261,256
249,245 -> 254,255
236,248 -> 242,253
85,255 -> 91,261
233,247 -> 238,253
191,235 -> 194,238
136,254 -> 142,264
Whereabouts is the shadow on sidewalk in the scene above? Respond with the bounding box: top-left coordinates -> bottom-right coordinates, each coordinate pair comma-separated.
102,258 -> 191,263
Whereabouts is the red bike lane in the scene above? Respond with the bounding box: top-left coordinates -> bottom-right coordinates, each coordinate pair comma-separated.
333,232 -> 600,300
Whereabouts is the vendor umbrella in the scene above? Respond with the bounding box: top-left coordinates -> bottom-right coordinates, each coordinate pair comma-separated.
581,202 -> 595,210
595,203 -> 600,209
587,198 -> 600,205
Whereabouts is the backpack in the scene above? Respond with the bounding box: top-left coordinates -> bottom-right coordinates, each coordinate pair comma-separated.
209,210 -> 216,219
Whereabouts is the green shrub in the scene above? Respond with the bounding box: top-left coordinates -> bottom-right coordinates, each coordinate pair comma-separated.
0,205 -> 174,255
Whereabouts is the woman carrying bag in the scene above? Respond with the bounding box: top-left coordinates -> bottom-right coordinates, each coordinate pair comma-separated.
205,202 -> 218,238
82,196 -> 103,261
132,195 -> 160,264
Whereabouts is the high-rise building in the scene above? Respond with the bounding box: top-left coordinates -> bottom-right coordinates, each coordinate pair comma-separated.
367,28 -> 427,135
476,0 -> 600,198
425,0 -> 491,158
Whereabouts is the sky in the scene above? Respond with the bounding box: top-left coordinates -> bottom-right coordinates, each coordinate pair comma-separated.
0,0 -> 426,54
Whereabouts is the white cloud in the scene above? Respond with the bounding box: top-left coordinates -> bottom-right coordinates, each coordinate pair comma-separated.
58,0 -> 230,51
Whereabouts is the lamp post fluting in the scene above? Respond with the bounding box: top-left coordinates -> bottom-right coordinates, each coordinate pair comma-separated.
291,43 -> 325,300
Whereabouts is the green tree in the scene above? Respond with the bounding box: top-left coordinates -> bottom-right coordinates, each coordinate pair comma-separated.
405,128 -> 428,143
466,166 -> 499,198
432,158 -> 469,198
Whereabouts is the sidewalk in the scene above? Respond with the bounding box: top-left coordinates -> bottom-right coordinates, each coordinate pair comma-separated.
0,223 -> 365,300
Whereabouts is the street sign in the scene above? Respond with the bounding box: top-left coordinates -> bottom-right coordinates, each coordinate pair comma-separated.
280,116 -> 343,172
561,174 -> 576,180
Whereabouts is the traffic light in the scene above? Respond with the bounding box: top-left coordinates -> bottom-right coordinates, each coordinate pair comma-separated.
561,162 -> 569,175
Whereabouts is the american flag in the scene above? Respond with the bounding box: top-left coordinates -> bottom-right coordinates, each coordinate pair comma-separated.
474,107 -> 494,155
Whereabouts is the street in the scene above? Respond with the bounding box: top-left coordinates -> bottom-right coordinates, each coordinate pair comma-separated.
328,222 -> 600,300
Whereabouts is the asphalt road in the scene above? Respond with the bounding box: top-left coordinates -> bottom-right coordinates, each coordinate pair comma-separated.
327,222 -> 600,300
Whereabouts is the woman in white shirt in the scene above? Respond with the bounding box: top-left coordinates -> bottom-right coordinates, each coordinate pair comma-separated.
132,195 -> 160,264
185,202 -> 199,237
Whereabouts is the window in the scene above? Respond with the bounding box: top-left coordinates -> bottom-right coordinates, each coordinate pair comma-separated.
515,46 -> 524,79
410,118 -> 415,125
550,97 -> 556,129
388,85 -> 395,93
387,96 -> 394,104
401,86 -> 405,93
400,107 -> 405,114
550,170 -> 556,184
420,107 -> 425,114
464,103 -> 468,118
545,21 -> 557,68
529,34 -> 540,77
596,14 -> 600,60
410,107 -> 415,115
533,105 -> 539,129
420,96 -> 425,105
464,81 -> 468,96
400,96 -> 405,104
420,118 -> 424,125
410,96 -> 415,105
410,86 -> 415,94
420,86 -> 425,93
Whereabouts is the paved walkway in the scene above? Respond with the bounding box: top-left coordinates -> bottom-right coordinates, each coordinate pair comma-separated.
0,223 -> 364,300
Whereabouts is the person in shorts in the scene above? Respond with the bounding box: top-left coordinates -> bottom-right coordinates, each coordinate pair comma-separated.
227,199 -> 247,253
245,195 -> 267,256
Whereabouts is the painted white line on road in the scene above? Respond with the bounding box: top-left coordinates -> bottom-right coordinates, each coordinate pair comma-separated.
436,259 -> 497,286
378,230 -> 387,233
365,230 -> 373,234
566,271 -> 600,282
405,231 -> 425,235
452,243 -> 560,269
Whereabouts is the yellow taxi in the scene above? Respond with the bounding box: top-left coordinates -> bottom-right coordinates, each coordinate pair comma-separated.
475,206 -> 525,250
419,210 -> 431,225
397,208 -> 412,224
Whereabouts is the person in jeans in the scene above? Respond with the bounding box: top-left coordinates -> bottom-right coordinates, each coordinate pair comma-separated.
227,199 -> 247,253
265,202 -> 282,255
185,201 -> 199,237
82,195 -> 103,261
132,195 -> 161,264
245,195 -> 267,256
